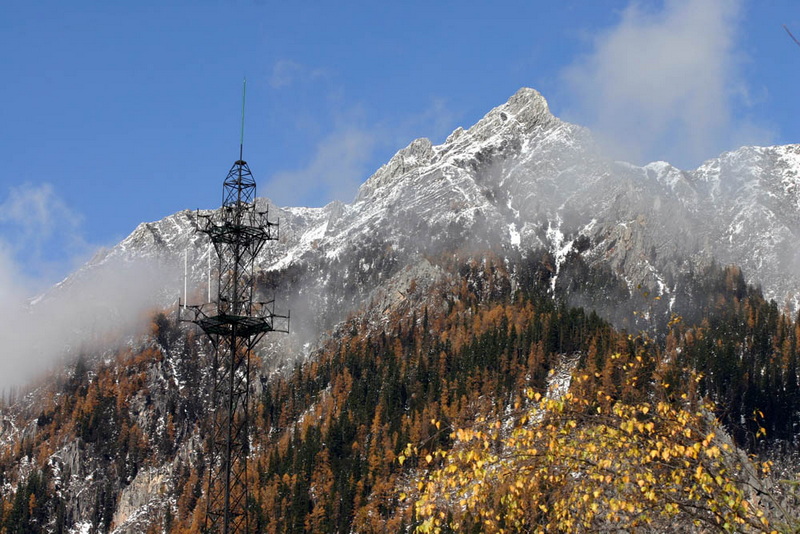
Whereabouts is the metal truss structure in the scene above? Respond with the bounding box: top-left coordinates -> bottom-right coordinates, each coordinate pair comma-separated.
181,92 -> 288,532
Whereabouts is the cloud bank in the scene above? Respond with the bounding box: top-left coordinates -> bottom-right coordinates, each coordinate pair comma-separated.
562,0 -> 772,169
0,184 -> 178,392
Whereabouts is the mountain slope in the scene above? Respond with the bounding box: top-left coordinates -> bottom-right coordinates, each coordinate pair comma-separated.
4,87 -> 800,532
59,87 -> 800,355
2,253 -> 799,533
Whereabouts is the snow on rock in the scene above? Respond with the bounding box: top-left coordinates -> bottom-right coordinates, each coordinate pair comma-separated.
43,88 -> 800,350
68,521 -> 92,534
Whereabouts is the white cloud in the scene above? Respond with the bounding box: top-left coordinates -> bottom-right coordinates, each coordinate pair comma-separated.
561,0 -> 773,168
0,183 -> 90,283
266,55 -> 460,207
267,125 -> 378,206
0,241 -> 26,303
265,95 -> 460,208
269,59 -> 328,89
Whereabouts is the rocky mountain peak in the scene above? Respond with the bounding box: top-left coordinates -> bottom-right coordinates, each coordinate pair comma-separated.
356,88 -> 560,203
471,87 -> 557,136
38,87 -> 800,360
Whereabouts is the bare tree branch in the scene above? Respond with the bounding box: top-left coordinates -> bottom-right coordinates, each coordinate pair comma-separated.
784,25 -> 800,49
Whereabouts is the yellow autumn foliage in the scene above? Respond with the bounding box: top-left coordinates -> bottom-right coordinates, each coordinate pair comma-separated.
413,368 -> 781,533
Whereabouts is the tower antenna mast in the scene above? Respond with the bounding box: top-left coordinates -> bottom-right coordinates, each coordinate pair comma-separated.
240,77 -> 246,162
181,80 -> 289,534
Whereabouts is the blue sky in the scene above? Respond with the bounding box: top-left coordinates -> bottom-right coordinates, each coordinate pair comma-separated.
1,0 -> 799,290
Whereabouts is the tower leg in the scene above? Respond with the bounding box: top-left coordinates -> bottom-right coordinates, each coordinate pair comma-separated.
204,333 -> 252,533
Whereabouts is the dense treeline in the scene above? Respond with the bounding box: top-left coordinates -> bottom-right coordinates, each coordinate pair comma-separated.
241,253 -> 626,532
189,254 -> 799,531
668,265 -> 800,450
0,250 -> 797,532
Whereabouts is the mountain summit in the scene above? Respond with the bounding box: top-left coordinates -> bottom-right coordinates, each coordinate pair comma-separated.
50,87 -> 800,353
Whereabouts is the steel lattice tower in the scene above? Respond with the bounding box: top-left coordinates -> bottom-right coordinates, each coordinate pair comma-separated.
182,81 -> 288,533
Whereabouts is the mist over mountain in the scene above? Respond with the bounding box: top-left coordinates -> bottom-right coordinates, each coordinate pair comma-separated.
51,87 -> 800,364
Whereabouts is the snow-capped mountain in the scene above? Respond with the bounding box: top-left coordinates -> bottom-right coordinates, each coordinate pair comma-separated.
7,87 -> 800,534
61,87 -> 800,349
